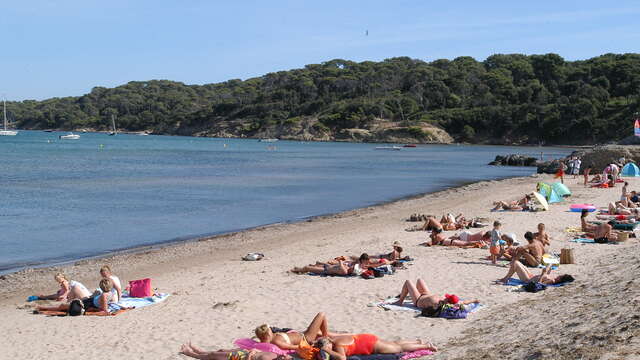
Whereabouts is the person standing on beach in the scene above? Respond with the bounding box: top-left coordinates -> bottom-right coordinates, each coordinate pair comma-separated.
572,157 -> 581,179
555,161 -> 567,184
583,163 -> 593,187
489,221 -> 502,264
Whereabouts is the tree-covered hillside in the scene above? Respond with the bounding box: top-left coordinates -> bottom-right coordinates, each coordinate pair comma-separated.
8,53 -> 640,144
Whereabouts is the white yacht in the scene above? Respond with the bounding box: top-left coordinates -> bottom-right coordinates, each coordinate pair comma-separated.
59,132 -> 81,140
0,97 -> 17,136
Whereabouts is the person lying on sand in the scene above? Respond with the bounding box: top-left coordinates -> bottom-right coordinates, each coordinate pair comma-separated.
422,230 -> 490,247
608,202 -> 639,215
509,232 -> 544,267
439,213 -> 471,230
255,312 -> 333,350
33,273 -> 91,302
179,343 -> 290,360
497,261 -> 574,285
291,254 -> 371,276
422,227 -> 448,246
492,194 -> 533,211
315,334 -> 437,360
36,278 -> 116,315
393,279 -> 479,315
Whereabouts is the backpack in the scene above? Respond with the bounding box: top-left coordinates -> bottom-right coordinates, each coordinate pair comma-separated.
524,281 -> 547,293
437,304 -> 468,319
68,299 -> 85,316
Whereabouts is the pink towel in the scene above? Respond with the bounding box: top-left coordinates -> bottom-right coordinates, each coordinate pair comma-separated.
400,349 -> 434,359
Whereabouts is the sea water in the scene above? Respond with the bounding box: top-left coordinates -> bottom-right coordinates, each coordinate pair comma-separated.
0,131 -> 572,273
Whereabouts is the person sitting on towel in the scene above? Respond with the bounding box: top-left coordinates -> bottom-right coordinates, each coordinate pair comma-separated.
510,231 -> 544,267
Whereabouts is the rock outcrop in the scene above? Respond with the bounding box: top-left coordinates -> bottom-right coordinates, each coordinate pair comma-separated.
488,154 -> 538,167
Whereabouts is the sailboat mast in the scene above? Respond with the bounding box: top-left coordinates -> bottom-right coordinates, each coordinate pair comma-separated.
3,97 -> 6,131
111,114 -> 117,134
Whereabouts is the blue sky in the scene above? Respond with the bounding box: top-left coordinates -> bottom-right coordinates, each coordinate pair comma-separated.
3,1 -> 640,100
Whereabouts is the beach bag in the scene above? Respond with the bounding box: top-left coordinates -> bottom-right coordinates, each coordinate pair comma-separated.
374,265 -> 394,275
437,304 -> 468,319
68,299 -> 85,316
361,270 -> 375,279
524,281 -> 547,293
129,278 -> 152,297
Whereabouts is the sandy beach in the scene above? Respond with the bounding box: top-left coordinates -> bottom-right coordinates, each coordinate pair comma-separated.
1,173 -> 638,359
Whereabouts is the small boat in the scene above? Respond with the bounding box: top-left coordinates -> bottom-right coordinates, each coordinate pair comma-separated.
108,115 -> 118,136
0,97 -> 17,136
136,131 -> 150,136
403,144 -> 417,148
59,132 -> 80,140
258,138 -> 279,143
43,129 -> 54,132
374,146 -> 402,151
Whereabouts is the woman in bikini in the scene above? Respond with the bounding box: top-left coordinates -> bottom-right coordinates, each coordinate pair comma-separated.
431,231 -> 490,247
316,332 -> 437,360
290,254 -> 372,276
498,261 -> 574,285
179,343 -> 290,360
392,279 -> 479,316
255,312 -> 332,350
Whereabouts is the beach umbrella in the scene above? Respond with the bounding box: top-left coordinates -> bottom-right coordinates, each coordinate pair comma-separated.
532,192 -> 549,211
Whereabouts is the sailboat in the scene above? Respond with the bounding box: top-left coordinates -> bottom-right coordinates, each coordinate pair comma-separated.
0,97 -> 17,136
108,115 -> 117,136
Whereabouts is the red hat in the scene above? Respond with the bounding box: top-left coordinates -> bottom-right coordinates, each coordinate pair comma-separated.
444,294 -> 459,304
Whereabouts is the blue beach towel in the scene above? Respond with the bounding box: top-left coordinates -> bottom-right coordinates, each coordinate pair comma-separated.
115,293 -> 170,310
570,238 -> 595,243
371,297 -> 483,314
504,278 -> 567,288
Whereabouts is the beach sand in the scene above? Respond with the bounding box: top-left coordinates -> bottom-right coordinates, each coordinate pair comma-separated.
0,174 -> 638,359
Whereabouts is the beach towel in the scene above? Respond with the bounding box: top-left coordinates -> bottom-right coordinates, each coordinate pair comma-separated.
503,278 -> 568,288
33,293 -> 170,317
570,238 -> 596,243
400,350 -> 434,359
234,338 -> 296,355
370,297 -> 482,314
116,293 -> 170,309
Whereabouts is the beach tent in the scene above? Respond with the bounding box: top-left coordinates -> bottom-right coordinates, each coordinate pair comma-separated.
536,182 -> 563,204
552,182 -> 572,197
622,163 -> 640,177
532,192 -> 549,211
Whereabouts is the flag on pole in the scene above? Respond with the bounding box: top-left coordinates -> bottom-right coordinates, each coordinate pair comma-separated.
635,119 -> 640,137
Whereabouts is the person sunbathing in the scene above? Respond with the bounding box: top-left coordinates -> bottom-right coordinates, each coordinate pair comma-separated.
316,334 -> 437,360
439,213 -> 469,230
393,279 -> 479,316
99,265 -> 122,303
510,232 -> 544,267
581,209 -> 598,233
179,343 -> 289,360
593,221 -> 620,243
291,254 -> 371,276
533,223 -> 551,249
497,261 -> 574,285
422,227 -> 448,246
36,278 -> 116,315
608,202 -> 639,215
500,236 -> 517,261
492,195 -> 532,211
33,273 -> 91,302
425,231 -> 490,247
255,312 -> 332,350
418,216 -> 444,232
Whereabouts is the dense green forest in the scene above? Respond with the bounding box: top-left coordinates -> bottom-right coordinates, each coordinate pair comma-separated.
8,53 -> 640,144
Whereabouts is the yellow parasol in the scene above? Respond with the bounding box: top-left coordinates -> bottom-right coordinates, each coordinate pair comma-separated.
533,192 -> 549,211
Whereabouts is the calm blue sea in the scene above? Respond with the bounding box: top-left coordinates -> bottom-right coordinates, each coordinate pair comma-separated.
0,131 -> 572,274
